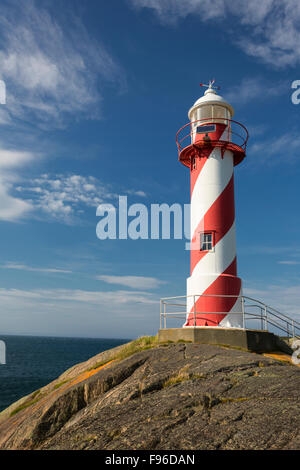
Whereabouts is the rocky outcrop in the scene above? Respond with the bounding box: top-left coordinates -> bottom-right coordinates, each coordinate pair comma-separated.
0,339 -> 299,450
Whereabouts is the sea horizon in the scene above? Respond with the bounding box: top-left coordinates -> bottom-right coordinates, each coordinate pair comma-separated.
0,335 -> 130,413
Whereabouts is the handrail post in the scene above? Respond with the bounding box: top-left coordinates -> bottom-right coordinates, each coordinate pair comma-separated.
160,300 -> 162,329
292,320 -> 295,339
241,296 -> 245,329
227,119 -> 229,142
164,302 -> 166,329
264,306 -> 268,331
194,295 -> 196,327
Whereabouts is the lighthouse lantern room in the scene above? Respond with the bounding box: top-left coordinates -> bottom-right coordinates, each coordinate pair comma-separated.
176,81 -> 248,328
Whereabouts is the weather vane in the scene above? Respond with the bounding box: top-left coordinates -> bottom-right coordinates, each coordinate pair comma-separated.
199,79 -> 220,91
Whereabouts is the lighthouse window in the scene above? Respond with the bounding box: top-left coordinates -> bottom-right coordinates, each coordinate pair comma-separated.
192,158 -> 196,170
196,124 -> 216,134
200,232 -> 213,251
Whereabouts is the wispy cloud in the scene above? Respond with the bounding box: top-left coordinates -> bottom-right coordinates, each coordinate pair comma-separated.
0,0 -> 124,128
244,283 -> 300,319
0,148 -> 38,221
1,263 -> 72,274
225,77 -> 284,106
0,286 -> 159,337
241,245 -> 300,256
130,0 -> 225,24
97,275 -> 167,290
130,0 -> 300,67
0,287 -> 157,305
278,260 -> 300,266
126,190 -> 147,198
248,131 -> 300,164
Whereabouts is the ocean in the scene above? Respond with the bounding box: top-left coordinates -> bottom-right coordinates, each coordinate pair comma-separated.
0,335 -> 129,413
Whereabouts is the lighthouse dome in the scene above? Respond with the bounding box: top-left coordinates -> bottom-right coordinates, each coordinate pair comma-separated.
188,87 -> 234,121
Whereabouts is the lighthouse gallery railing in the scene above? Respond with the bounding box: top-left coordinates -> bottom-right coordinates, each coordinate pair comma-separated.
176,118 -> 249,155
160,294 -> 300,339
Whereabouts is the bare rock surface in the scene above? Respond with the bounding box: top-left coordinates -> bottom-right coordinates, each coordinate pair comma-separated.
0,341 -> 299,450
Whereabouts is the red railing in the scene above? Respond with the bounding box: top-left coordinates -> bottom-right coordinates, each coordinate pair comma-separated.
176,118 -> 249,156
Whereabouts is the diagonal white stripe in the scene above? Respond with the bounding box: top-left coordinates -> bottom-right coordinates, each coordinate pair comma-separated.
190,148 -> 233,239
186,222 -> 237,312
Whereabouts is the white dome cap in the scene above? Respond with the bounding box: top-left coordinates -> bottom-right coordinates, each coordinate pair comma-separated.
188,87 -> 234,120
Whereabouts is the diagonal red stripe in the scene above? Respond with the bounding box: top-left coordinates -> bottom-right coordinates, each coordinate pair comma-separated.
190,174 -> 235,275
185,257 -> 241,327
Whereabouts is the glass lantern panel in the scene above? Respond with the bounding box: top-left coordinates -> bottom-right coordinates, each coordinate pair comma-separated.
199,105 -> 213,122
190,111 -> 197,144
213,105 -> 227,123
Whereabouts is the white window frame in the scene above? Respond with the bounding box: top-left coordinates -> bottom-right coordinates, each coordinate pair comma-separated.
200,231 -> 214,252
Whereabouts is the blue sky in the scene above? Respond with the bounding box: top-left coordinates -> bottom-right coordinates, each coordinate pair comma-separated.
0,0 -> 300,338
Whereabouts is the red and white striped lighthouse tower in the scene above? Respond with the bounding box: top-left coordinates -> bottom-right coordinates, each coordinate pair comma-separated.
176,81 -> 248,328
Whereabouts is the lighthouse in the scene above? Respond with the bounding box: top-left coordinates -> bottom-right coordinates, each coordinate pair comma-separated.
176,81 -> 248,328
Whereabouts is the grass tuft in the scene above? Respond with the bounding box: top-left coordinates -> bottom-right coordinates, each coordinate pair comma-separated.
52,379 -> 70,390
88,335 -> 159,371
10,390 -> 42,417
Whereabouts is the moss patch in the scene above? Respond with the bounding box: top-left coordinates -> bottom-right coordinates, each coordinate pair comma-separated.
88,336 -> 159,371
219,397 -> 251,404
163,371 -> 205,388
10,390 -> 42,417
52,379 -> 70,390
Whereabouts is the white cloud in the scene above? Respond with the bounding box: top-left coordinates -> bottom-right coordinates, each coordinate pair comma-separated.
0,183 -> 32,221
130,0 -> 300,67
1,263 -> 72,274
16,173 -> 117,223
1,171 -> 150,224
0,1 -> 125,221
0,149 -> 35,169
0,0 -> 124,127
97,275 -> 167,290
0,148 -> 37,221
127,190 -> 147,198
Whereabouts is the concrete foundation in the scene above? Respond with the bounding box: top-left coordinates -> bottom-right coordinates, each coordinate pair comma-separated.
158,327 -> 292,354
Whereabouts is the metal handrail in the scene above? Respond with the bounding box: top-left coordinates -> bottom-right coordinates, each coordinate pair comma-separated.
244,295 -> 300,326
177,128 -> 246,152
160,294 -> 300,339
176,118 -> 249,155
